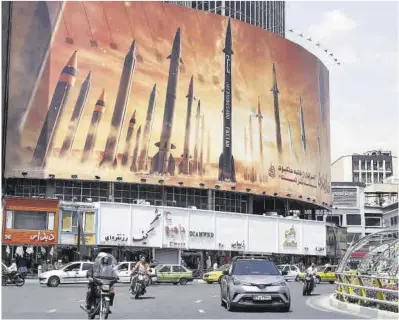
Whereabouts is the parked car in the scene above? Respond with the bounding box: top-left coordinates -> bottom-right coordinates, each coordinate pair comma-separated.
220,256 -> 291,312
39,261 -> 93,287
298,265 -> 337,284
277,264 -> 301,281
203,264 -> 230,284
156,264 -> 194,285
116,261 -> 157,285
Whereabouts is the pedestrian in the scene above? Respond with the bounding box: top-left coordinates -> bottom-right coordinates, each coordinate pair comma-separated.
213,261 -> 218,270
206,256 -> 211,271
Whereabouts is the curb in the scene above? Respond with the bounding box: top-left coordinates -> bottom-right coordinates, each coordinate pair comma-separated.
329,294 -> 398,319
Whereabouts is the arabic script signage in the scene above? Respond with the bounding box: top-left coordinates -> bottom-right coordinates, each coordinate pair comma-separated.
0,229 -> 58,245
163,210 -> 188,248
100,233 -> 129,245
132,208 -> 161,245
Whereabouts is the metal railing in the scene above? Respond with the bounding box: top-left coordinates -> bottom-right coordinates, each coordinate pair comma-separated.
335,273 -> 398,312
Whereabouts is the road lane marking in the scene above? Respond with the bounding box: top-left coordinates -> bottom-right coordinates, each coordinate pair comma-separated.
210,295 -> 218,298
198,309 -> 205,313
46,309 -> 57,313
196,300 -> 202,303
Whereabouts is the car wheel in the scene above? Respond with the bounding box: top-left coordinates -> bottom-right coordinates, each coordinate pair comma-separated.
225,290 -> 235,312
179,278 -> 188,285
48,276 -> 60,287
315,276 -> 321,284
173,282 -> 178,285
329,281 -> 335,284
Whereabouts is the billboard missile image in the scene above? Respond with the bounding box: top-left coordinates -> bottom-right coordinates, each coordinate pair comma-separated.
271,63 -> 282,156
32,51 -> 77,167
244,127 -> 250,181
151,28 -> 183,176
130,125 -> 142,172
218,19 -> 236,183
299,96 -> 307,153
256,97 -> 266,182
193,100 -> 201,174
179,76 -> 195,175
316,125 -> 321,154
206,129 -> 211,168
100,40 -> 137,167
199,115 -> 205,176
137,84 -> 157,172
121,110 -> 136,166
60,71 -> 91,157
248,115 -> 256,182
82,90 -> 105,162
288,121 -> 294,160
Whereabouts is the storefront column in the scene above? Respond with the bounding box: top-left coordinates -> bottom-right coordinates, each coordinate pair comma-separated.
46,180 -> 55,197
311,209 -> 316,221
248,194 -> 253,214
207,189 -> 214,211
109,182 -> 114,202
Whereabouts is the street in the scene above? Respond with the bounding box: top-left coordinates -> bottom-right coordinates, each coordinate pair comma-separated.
2,281 -> 362,319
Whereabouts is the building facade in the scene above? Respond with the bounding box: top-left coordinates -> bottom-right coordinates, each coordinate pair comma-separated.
331,150 -> 397,185
166,1 -> 286,37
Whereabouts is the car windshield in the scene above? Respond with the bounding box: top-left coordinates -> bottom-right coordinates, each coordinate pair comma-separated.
232,260 -> 280,276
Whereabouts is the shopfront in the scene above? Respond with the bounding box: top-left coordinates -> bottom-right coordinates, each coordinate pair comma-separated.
2,197 -> 59,274
58,203 -> 97,262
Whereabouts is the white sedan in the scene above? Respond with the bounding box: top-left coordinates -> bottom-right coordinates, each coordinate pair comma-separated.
116,261 -> 157,284
39,261 -> 93,287
278,264 -> 301,281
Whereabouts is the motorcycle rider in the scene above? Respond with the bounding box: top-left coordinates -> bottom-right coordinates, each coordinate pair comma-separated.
130,255 -> 149,294
306,263 -> 318,290
84,253 -> 118,314
8,259 -> 17,272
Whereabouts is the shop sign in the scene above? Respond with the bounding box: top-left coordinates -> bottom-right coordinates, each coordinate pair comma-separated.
231,241 -> 245,250
283,225 -> 297,247
332,188 -> 357,207
168,241 -> 186,248
101,233 -> 129,245
189,231 -> 214,238
164,211 -> 186,238
30,231 -> 55,242
133,208 -> 161,242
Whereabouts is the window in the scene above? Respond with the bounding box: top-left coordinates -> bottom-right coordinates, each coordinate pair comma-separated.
62,211 -> 72,232
326,215 -> 340,226
346,214 -> 361,226
82,263 -> 92,271
347,233 -> 362,244
159,266 -> 171,273
84,212 -> 95,233
13,211 -> 47,230
290,266 -> 297,272
64,263 -> 81,272
365,217 -> 382,227
118,263 -> 128,271
385,161 -> 392,171
172,266 -> 182,273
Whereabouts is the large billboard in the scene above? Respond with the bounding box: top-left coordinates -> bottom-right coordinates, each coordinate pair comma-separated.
4,1 -> 331,206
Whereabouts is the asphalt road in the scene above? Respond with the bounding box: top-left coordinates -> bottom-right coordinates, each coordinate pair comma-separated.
2,281 -> 364,319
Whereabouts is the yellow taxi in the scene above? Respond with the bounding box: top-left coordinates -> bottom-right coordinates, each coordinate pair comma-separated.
298,265 -> 337,284
202,264 -> 230,284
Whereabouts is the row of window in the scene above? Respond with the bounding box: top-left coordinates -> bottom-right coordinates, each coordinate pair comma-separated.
352,160 -> 392,171
353,172 -> 392,184
321,214 -> 382,227
5,210 -> 55,231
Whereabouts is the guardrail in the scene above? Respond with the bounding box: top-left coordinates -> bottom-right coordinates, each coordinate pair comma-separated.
335,273 -> 398,313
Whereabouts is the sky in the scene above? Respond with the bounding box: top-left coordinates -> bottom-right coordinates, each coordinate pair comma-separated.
286,1 -> 398,162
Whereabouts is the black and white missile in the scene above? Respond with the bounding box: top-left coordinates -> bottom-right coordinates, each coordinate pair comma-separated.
299,97 -> 307,153
256,97 -> 266,182
271,63 -> 282,156
32,51 -> 77,167
60,71 -> 91,157
121,110 -> 136,166
199,115 -> 205,176
218,19 -> 236,183
178,76 -> 194,174
193,100 -> 201,174
130,125 -> 142,172
150,28 -> 183,176
100,40 -> 136,167
81,90 -> 105,162
248,115 -> 256,182
137,84 -> 157,172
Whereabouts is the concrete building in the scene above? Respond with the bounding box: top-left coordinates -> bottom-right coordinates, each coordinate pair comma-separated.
165,1 -> 286,37
331,150 -> 397,185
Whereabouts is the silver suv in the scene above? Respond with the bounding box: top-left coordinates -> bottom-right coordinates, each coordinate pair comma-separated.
220,257 -> 291,312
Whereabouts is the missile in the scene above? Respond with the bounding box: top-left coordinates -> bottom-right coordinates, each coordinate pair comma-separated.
206,129 -> 211,167
287,121 -> 294,160
299,96 -> 307,152
317,125 -> 321,154
81,90 -> 106,162
244,127 -> 249,181
199,115 -> 205,176
193,100 -> 201,174
178,76 -> 194,174
60,71 -> 91,157
121,110 -> 136,166
150,28 -> 183,176
256,97 -> 266,182
32,51 -> 77,167
248,115 -> 256,182
318,62 -> 327,125
130,125 -> 142,172
218,18 -> 236,183
271,63 -> 282,156
100,40 -> 136,167
137,84 -> 157,172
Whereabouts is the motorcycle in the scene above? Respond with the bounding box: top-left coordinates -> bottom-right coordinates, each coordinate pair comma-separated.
130,270 -> 150,299
81,278 -> 116,320
302,273 -> 314,296
2,271 -> 25,287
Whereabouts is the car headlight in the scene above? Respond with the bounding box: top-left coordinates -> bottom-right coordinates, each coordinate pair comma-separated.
102,285 -> 110,290
272,280 -> 287,286
233,278 -> 252,286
